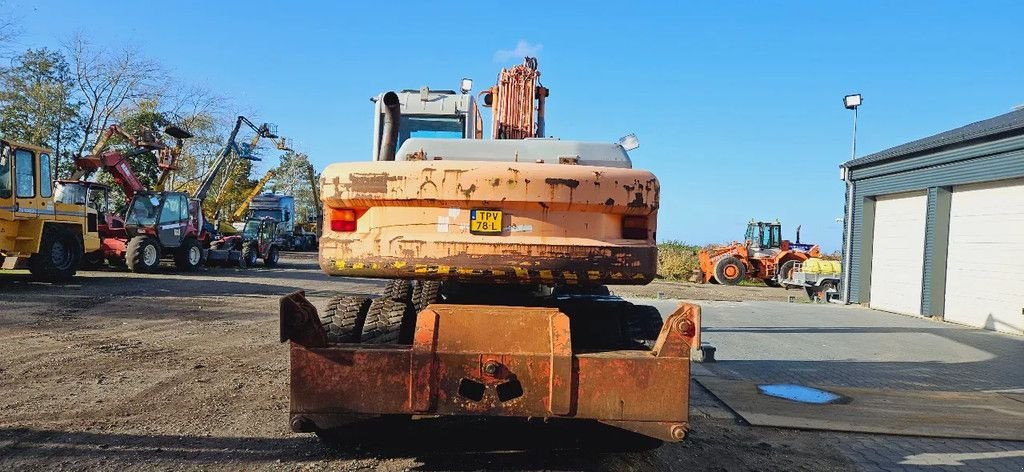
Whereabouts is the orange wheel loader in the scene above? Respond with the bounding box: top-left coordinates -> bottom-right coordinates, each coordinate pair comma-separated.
697,220 -> 821,286
279,59 -> 700,442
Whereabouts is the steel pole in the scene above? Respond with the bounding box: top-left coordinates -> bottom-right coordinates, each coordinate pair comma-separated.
841,106 -> 858,303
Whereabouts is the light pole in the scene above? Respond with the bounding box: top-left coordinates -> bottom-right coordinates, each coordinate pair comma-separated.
844,94 -> 863,161
840,93 -> 862,303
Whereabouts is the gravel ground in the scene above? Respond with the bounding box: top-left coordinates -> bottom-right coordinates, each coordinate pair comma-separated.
0,255 -> 851,471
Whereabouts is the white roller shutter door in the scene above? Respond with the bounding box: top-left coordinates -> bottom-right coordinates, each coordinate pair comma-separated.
869,192 -> 927,315
944,178 -> 1024,334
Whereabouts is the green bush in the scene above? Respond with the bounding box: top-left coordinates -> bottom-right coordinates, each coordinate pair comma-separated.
657,241 -> 702,280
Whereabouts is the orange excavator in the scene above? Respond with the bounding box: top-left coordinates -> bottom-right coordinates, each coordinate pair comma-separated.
279,58 -> 702,443
697,220 -> 820,286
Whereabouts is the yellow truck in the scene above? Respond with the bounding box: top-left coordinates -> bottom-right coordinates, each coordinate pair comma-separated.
0,139 -> 100,280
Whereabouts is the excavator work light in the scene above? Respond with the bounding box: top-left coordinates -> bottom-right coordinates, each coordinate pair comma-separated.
460,78 -> 473,94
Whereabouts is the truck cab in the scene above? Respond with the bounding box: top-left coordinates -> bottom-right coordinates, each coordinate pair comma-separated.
0,139 -> 100,280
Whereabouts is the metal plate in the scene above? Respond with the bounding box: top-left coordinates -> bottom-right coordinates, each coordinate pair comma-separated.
469,209 -> 502,235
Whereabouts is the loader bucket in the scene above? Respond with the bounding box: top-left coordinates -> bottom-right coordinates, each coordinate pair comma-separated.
163,125 -> 193,140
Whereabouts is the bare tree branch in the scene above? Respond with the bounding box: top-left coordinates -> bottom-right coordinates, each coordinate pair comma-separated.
65,34 -> 165,155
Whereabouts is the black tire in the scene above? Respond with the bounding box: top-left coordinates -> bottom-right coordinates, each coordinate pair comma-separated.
713,256 -> 746,285
321,295 -> 372,343
264,245 -> 280,267
778,260 -> 798,287
764,279 -> 782,288
174,237 -> 203,271
623,304 -> 665,349
361,298 -> 408,344
125,236 -> 160,273
28,225 -> 81,281
383,279 -> 413,303
411,280 -> 441,312
241,242 -> 259,268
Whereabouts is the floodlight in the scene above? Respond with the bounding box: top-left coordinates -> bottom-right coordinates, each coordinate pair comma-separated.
460,78 -> 473,94
843,94 -> 862,109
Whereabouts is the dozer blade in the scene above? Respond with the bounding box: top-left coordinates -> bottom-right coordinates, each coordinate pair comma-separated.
279,291 -> 700,442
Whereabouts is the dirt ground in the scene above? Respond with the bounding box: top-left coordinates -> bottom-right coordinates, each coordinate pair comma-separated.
0,255 -> 851,471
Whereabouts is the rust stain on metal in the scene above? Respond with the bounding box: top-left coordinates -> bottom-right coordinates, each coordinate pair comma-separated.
349,172 -> 402,194
545,178 -> 580,189
459,183 -> 478,198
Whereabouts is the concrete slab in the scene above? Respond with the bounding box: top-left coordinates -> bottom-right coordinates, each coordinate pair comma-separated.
696,375 -> 1024,441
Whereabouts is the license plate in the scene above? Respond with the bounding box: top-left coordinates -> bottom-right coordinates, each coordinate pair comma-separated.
470,209 -> 503,235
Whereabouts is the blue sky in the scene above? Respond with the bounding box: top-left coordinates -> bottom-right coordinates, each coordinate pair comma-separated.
9,1 -> 1023,250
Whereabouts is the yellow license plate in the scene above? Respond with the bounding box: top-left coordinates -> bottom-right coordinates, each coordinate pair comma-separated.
470,209 -> 503,235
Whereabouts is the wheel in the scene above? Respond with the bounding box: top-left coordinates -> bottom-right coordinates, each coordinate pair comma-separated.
321,295 -> 372,343
125,236 -> 160,273
713,256 -> 746,285
241,242 -> 259,268
778,260 -> 798,287
814,280 -> 837,302
764,279 -> 781,288
263,245 -> 280,267
361,298 -> 409,344
411,280 -> 441,312
382,279 -> 413,303
622,303 -> 665,349
28,225 -> 81,281
173,237 -> 203,271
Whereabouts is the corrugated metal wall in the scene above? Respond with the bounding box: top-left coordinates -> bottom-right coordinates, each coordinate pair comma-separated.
845,135 -> 1024,305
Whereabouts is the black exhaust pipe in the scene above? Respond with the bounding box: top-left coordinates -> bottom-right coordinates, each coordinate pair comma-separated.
379,91 -> 400,161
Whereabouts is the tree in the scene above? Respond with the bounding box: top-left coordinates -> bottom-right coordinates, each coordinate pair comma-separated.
66,34 -> 164,156
0,48 -> 80,177
270,151 -> 319,225
0,1 -> 20,54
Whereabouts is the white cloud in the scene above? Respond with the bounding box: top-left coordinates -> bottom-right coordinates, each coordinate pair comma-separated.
493,40 -> 543,62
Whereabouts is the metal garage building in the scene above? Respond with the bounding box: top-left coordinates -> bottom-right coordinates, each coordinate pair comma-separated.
840,108 -> 1024,335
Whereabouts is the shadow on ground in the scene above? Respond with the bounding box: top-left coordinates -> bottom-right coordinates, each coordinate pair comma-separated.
0,418 -> 663,471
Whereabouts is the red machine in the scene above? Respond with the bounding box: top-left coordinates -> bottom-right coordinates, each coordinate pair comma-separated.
70,123 -> 209,272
